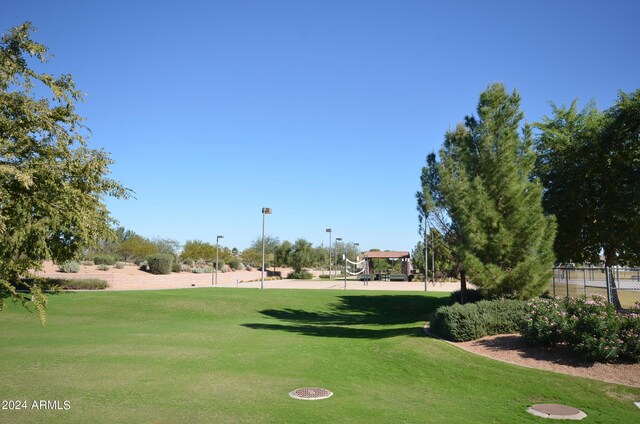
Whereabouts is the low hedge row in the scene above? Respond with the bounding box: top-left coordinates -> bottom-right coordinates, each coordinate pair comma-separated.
430,299 -> 527,342
47,278 -> 108,290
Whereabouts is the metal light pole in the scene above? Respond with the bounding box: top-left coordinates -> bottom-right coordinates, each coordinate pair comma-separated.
261,208 -> 272,289
335,237 -> 342,280
215,235 -> 223,285
326,228 -> 332,279
424,220 -> 428,292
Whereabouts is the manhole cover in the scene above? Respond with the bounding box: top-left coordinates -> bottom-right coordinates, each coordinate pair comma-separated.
527,404 -> 587,420
289,387 -> 333,400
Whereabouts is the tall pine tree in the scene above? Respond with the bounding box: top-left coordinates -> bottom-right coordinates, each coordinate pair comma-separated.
427,83 -> 556,299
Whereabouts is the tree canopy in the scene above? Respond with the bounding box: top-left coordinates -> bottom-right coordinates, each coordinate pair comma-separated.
535,90 -> 640,266
0,22 -> 128,322
419,83 -> 556,299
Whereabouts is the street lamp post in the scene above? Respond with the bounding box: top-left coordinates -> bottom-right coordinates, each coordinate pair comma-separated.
326,228 -> 332,280
215,235 -> 224,285
261,208 -> 272,289
335,237 -> 342,280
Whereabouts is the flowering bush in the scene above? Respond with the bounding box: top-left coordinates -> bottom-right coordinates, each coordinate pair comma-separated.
520,295 -> 640,362
620,303 -> 640,361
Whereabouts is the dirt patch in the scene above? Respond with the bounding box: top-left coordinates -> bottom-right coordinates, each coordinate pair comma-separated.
452,333 -> 640,388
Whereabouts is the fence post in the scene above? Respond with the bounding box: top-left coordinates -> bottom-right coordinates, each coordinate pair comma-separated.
583,268 -> 586,296
565,267 -> 570,298
605,267 -> 612,304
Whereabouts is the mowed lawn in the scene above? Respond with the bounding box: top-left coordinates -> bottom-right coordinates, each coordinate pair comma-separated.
1,289 -> 639,423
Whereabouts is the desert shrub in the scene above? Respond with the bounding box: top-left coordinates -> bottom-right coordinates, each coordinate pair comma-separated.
138,261 -> 148,272
180,264 -> 192,272
80,260 -> 94,266
431,300 -> 527,342
93,254 -> 115,265
245,265 -> 253,271
227,257 -> 242,270
287,270 -> 313,280
182,258 -> 195,266
520,295 -> 640,362
192,267 -> 205,274
171,262 -> 182,272
203,266 -> 214,273
115,262 -> 126,269
59,261 -> 80,273
221,264 -> 231,273
49,278 -> 108,290
96,264 -> 110,271
145,253 -> 174,275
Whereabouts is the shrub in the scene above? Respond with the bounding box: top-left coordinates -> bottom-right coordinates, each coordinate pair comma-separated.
182,258 -> 195,266
49,278 -> 108,290
226,257 -> 242,270
431,303 -> 485,341
180,264 -> 192,272
145,253 -> 174,275
59,261 -> 80,273
203,266 -> 214,273
431,300 -> 527,342
221,264 -> 231,273
96,264 -> 110,271
620,305 -> 640,361
448,289 -> 485,304
115,262 -> 126,269
93,254 -> 115,265
172,262 -> 182,273
319,274 -> 331,279
520,295 -> 640,362
192,267 -> 205,274
80,260 -> 94,266
287,270 -> 313,280
138,261 -> 148,272
565,295 -> 623,362
245,265 -> 253,271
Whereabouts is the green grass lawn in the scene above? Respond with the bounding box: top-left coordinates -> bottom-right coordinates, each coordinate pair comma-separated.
1,289 -> 639,423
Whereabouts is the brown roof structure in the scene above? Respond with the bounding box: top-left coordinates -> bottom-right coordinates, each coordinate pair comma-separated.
363,251 -> 410,259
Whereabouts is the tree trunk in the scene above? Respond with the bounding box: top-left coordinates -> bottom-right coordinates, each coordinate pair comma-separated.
460,270 -> 467,304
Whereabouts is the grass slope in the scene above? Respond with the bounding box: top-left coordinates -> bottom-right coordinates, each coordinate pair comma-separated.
1,289 -> 638,423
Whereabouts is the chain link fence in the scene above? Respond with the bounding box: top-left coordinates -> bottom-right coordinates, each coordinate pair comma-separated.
547,267 -> 640,309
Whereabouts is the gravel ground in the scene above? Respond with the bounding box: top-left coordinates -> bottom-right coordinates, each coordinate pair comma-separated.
453,334 -> 640,388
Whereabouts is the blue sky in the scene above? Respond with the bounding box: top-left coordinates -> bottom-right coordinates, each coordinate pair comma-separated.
3,1 -> 639,252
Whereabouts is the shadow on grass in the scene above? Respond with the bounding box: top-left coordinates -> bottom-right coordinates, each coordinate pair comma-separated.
242,294 -> 450,339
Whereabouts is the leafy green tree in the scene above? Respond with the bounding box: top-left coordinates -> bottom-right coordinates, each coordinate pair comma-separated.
118,235 -> 158,263
275,240 -> 292,268
536,90 -> 640,267
151,237 -> 181,256
248,235 -> 280,269
412,229 -> 457,279
0,23 -> 128,322
424,83 -> 556,299
181,240 -> 216,263
241,247 -> 261,268
289,238 -> 314,272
